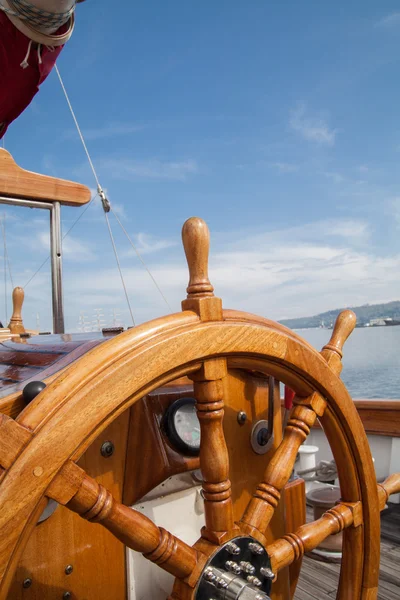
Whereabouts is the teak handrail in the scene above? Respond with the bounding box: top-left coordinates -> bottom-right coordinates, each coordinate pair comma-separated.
0,149 -> 91,207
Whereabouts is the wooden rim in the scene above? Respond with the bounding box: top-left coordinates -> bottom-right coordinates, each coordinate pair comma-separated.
0,311 -> 379,599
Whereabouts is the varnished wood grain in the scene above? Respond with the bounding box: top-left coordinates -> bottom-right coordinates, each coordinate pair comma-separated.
123,382 -> 199,505
7,288 -> 25,335
0,149 -> 91,206
191,359 -> 237,543
0,314 -> 383,599
283,479 -> 306,599
267,502 -> 361,575
222,369 -> 291,600
0,217 -> 396,600
7,412 -> 130,600
240,398 -> 324,537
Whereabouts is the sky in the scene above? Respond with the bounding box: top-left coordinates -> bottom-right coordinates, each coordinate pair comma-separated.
2,1 -> 400,332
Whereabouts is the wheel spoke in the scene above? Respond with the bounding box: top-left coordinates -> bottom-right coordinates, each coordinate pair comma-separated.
55,463 -> 199,580
240,392 -> 326,537
266,501 -> 362,575
191,358 -> 237,543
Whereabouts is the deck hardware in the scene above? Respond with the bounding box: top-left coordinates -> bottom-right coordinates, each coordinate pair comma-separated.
225,560 -> 242,574
196,536 -> 272,598
249,543 -> 264,555
250,420 -> 274,455
240,561 -> 256,574
22,578 -> 32,588
65,565 -> 73,575
22,381 -> 46,405
100,441 -> 115,458
260,567 -> 274,579
102,327 -> 124,335
63,593 -> 72,599
38,499 -> 58,524
226,541 -> 241,555
247,576 -> 262,587
204,567 -> 218,583
237,411 -> 247,425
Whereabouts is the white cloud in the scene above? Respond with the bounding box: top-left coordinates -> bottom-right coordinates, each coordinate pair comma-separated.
121,232 -> 178,257
38,232 -> 96,262
290,105 -> 337,146
100,158 -> 198,181
376,12 -> 400,28
54,217 -> 398,331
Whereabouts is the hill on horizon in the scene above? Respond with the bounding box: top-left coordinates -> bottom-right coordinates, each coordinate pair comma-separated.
279,300 -> 400,329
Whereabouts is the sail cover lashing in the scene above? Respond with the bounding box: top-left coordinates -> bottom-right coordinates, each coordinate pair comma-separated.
0,0 -> 84,138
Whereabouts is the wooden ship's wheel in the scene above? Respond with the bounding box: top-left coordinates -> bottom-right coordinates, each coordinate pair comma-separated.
0,217 -> 399,600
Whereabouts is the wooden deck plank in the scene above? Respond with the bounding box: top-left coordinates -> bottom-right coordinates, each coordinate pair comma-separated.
294,503 -> 400,599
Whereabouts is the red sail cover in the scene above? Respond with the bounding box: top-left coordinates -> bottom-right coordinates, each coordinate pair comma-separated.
0,12 -> 64,138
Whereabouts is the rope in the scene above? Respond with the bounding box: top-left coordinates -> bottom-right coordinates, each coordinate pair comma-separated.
0,0 -> 74,28
54,65 -> 102,191
104,212 -> 135,326
111,208 -> 172,313
24,192 -> 99,289
55,65 -> 172,322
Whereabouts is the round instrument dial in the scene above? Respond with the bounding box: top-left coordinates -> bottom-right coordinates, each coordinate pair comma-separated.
163,398 -> 200,455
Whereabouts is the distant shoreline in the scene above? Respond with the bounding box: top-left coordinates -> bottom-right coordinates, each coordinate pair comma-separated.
280,300 -> 400,330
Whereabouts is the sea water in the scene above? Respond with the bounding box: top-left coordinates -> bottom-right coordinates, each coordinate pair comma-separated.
296,326 -> 400,399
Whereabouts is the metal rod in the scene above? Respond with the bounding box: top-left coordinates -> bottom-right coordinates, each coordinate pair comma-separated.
0,196 -> 66,334
0,196 -> 53,211
50,202 -> 64,334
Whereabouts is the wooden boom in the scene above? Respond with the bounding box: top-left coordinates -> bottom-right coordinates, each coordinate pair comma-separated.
0,149 -> 91,206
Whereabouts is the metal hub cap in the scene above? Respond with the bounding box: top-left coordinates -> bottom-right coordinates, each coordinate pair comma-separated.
195,536 -> 273,599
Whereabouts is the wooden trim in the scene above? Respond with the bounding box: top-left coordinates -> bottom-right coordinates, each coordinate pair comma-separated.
0,149 -> 91,206
282,398 -> 400,438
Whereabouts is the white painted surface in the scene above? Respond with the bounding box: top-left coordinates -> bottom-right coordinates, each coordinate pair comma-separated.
306,431 -> 393,482
127,485 -> 204,600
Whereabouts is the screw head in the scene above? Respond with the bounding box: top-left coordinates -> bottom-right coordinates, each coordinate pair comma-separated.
225,560 -> 241,575
239,561 -> 255,574
63,593 -> 72,600
65,565 -> 73,575
204,567 -> 217,583
247,575 -> 262,587
23,578 -> 32,589
100,441 -> 115,458
225,541 -> 241,555
249,542 -> 264,555
260,566 -> 275,579
237,411 -> 247,425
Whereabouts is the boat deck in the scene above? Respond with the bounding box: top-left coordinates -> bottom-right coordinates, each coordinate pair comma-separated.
295,503 -> 400,599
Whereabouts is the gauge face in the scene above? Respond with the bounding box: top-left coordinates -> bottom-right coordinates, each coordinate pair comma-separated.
163,398 -> 200,455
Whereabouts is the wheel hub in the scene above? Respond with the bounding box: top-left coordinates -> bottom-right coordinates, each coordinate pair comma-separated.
195,536 -> 273,599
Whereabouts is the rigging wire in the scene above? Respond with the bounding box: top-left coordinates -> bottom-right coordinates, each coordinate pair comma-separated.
104,213 -> 135,326
111,207 -> 172,313
54,65 -> 101,190
55,64 -> 137,324
24,192 -> 99,289
54,64 -> 173,320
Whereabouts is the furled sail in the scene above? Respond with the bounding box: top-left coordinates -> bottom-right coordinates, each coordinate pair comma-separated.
0,0 -> 85,138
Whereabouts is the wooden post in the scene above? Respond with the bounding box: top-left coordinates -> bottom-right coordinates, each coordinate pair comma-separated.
8,287 -> 25,334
